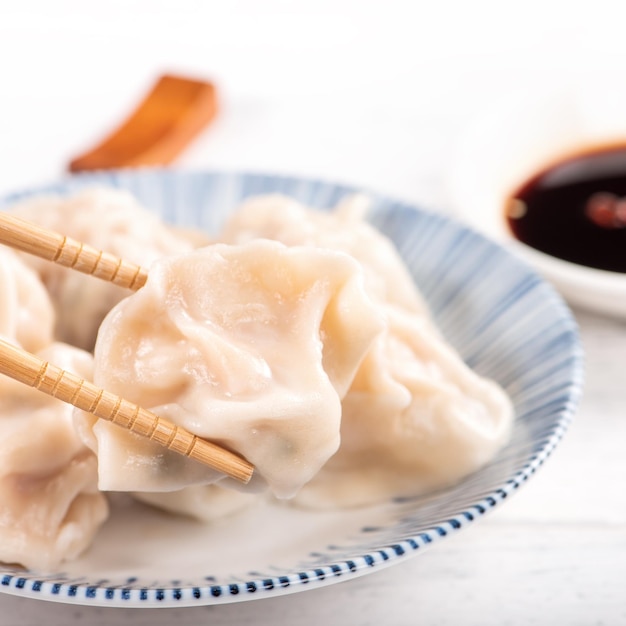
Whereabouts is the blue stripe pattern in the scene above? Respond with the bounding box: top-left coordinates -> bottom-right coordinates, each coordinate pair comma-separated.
0,169 -> 583,606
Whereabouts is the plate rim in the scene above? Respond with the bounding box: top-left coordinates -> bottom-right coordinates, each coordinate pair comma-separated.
0,167 -> 584,607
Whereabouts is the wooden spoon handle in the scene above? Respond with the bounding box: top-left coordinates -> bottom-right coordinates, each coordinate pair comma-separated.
69,74 -> 218,172
0,212 -> 148,290
0,339 -> 254,484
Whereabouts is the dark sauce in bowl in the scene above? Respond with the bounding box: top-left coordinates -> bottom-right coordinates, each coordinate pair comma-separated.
506,145 -> 626,273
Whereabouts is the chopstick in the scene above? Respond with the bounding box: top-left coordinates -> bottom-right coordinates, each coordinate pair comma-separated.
0,338 -> 254,484
0,212 -> 148,290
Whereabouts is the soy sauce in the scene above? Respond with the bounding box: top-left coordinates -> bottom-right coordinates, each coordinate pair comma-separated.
506,145 -> 626,273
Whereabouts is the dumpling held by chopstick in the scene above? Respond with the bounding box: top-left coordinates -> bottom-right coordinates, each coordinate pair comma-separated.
75,239 -> 384,499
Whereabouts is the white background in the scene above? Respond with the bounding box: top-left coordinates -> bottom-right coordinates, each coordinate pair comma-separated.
5,0 -> 626,206
1,1 -> 626,624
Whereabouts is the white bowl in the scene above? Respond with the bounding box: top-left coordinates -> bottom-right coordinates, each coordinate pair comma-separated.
0,169 -> 583,607
448,82 -> 626,318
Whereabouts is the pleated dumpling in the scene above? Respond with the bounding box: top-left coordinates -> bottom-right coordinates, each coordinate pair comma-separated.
0,247 -> 108,568
0,343 -> 108,570
133,484 -> 259,523
0,246 -> 55,353
295,304 -> 514,508
220,194 -> 430,314
9,188 -> 200,350
222,194 -> 513,507
76,240 -> 384,499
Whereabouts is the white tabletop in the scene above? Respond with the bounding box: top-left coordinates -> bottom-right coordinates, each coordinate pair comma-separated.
1,1 -> 626,623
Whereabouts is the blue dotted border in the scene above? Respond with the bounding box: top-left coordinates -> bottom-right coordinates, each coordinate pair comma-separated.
0,402 -> 578,607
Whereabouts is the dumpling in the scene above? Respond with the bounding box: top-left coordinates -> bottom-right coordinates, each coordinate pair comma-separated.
222,195 -> 513,507
220,194 -> 430,314
0,251 -> 108,568
133,484 -> 259,522
295,304 -> 514,508
0,246 -> 54,353
0,343 -> 108,570
9,188 -> 200,350
75,239 -> 383,499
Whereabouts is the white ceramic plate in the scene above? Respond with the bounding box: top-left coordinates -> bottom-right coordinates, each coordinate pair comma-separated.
448,82 -> 626,318
0,169 -> 583,607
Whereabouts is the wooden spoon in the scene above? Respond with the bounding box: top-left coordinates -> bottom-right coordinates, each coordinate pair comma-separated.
68,74 -> 217,172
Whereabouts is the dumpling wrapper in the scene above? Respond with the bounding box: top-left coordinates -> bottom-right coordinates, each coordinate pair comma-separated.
0,246 -> 54,353
220,194 -> 430,314
295,304 -> 514,508
222,195 -> 513,507
0,343 -> 108,570
76,240 -> 384,499
9,188 -> 200,350
133,484 -> 259,523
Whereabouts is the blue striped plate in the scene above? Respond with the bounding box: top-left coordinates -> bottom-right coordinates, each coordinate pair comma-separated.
0,169 -> 583,607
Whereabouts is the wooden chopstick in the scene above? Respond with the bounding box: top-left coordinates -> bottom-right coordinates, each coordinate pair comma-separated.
0,338 -> 254,484
0,212 -> 148,290
68,74 -> 218,172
